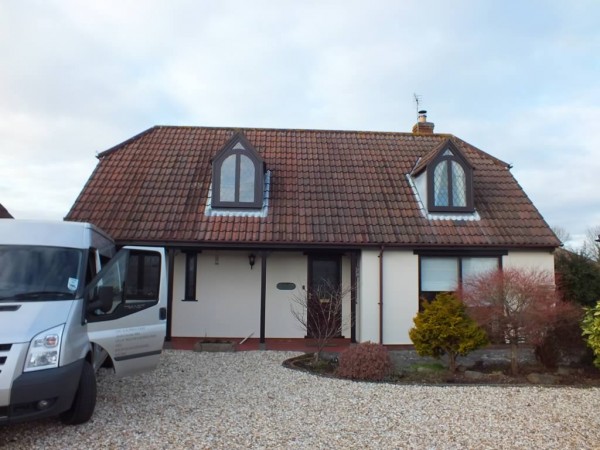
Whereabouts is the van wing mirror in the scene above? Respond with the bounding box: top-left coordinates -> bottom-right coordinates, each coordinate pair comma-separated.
87,286 -> 114,314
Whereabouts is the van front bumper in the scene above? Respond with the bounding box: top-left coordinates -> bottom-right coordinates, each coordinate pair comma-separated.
0,359 -> 84,425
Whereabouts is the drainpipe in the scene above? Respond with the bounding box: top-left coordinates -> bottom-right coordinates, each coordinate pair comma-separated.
259,251 -> 267,350
379,245 -> 385,345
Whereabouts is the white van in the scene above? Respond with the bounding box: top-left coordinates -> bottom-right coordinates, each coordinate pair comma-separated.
0,220 -> 167,425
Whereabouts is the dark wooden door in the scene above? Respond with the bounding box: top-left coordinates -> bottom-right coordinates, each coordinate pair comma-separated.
307,255 -> 342,338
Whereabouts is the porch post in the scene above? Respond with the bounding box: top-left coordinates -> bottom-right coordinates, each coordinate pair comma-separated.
350,251 -> 358,343
166,247 -> 175,341
259,251 -> 268,349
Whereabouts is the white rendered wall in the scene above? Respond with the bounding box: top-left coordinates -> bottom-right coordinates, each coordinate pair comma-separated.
503,250 -> 555,274
265,253 -> 352,338
265,252 -> 307,338
171,251 -> 261,338
358,249 -> 421,345
172,251 -> 353,339
358,250 -> 381,343
382,251 -> 420,344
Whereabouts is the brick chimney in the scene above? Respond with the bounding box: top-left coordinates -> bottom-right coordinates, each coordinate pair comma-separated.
412,110 -> 434,134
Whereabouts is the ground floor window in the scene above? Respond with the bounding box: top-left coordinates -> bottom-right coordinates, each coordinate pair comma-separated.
419,255 -> 500,305
183,252 -> 197,301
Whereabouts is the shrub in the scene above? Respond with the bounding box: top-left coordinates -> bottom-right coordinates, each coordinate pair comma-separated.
458,268 -> 579,375
336,342 -> 392,381
555,249 -> 600,307
535,306 -> 584,368
582,300 -> 600,369
409,292 -> 488,372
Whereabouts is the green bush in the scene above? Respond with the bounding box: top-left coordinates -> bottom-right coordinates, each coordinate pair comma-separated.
582,300 -> 600,369
336,342 -> 392,381
409,292 -> 488,372
555,250 -> 600,307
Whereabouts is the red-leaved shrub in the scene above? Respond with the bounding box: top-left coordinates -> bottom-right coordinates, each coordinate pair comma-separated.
336,342 -> 392,381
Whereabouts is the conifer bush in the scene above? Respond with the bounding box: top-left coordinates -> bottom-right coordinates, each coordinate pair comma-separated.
336,342 -> 392,381
409,292 -> 488,372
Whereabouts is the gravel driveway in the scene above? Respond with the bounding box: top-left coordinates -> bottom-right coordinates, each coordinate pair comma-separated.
1,350 -> 599,449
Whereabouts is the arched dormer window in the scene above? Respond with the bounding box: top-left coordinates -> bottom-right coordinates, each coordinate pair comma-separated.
212,132 -> 264,209
427,141 -> 474,212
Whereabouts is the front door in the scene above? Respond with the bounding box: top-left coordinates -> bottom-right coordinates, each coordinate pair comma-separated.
85,247 -> 167,377
307,255 -> 342,338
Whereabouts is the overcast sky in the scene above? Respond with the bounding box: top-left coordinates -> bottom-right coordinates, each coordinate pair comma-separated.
1,1 -> 598,247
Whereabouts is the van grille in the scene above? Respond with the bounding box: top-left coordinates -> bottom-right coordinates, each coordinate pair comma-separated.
0,344 -> 11,374
0,305 -> 20,312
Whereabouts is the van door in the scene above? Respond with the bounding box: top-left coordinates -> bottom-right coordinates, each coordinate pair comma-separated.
84,246 -> 167,377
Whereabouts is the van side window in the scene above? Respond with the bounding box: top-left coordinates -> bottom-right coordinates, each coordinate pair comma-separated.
125,252 -> 160,300
86,249 -> 162,322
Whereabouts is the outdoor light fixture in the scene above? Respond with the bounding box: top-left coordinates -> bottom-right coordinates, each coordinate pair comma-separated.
596,235 -> 600,243
248,253 -> 256,269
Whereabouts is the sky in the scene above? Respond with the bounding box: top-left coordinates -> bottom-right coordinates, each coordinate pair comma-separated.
1,0 -> 598,248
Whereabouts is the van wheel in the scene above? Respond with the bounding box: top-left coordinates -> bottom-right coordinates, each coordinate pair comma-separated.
60,361 -> 97,425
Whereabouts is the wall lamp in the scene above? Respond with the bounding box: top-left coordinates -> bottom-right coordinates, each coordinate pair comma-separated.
248,253 -> 256,269
595,235 -> 600,243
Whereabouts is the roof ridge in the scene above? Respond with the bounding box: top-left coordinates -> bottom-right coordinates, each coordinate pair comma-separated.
151,124 -> 456,137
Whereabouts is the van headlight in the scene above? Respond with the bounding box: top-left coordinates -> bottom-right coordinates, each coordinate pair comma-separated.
25,325 -> 64,372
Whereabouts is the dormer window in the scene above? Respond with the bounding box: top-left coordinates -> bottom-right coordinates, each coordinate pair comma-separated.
212,132 -> 264,209
427,142 -> 474,212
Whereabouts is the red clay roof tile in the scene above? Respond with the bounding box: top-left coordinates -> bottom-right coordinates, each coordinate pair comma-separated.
66,126 -> 559,249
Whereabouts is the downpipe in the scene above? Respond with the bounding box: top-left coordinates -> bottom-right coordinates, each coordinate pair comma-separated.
379,245 -> 385,345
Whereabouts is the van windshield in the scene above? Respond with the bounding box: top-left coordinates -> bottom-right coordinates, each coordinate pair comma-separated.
0,245 -> 84,301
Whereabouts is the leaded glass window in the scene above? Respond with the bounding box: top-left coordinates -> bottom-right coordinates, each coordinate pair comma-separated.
434,162 -> 449,206
239,155 -> 255,203
427,141 -> 474,212
451,161 -> 467,207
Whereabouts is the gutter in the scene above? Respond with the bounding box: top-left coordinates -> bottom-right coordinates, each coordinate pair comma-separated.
112,238 -> 559,253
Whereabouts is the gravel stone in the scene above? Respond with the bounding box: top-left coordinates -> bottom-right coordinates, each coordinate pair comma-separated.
1,350 -> 599,449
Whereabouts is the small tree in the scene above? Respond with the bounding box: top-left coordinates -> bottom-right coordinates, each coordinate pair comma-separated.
582,226 -> 600,263
582,300 -> 600,369
459,268 -> 579,375
555,249 -> 600,307
290,282 -> 351,362
409,292 -> 488,373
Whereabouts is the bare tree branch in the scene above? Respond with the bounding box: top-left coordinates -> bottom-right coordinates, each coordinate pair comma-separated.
290,282 -> 352,362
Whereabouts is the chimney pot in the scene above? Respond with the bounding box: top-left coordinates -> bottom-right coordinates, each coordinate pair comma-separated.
412,111 -> 434,134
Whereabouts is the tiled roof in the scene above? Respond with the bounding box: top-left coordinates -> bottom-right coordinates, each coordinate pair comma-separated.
66,126 -> 560,249
0,203 -> 13,219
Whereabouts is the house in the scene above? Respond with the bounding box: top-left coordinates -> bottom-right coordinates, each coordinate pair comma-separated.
66,112 -> 560,347
0,203 -> 13,218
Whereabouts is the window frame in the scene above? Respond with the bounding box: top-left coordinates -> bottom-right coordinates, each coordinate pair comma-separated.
183,251 -> 198,302
427,142 -> 474,213
85,249 -> 162,323
212,132 -> 264,209
417,251 -> 505,308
